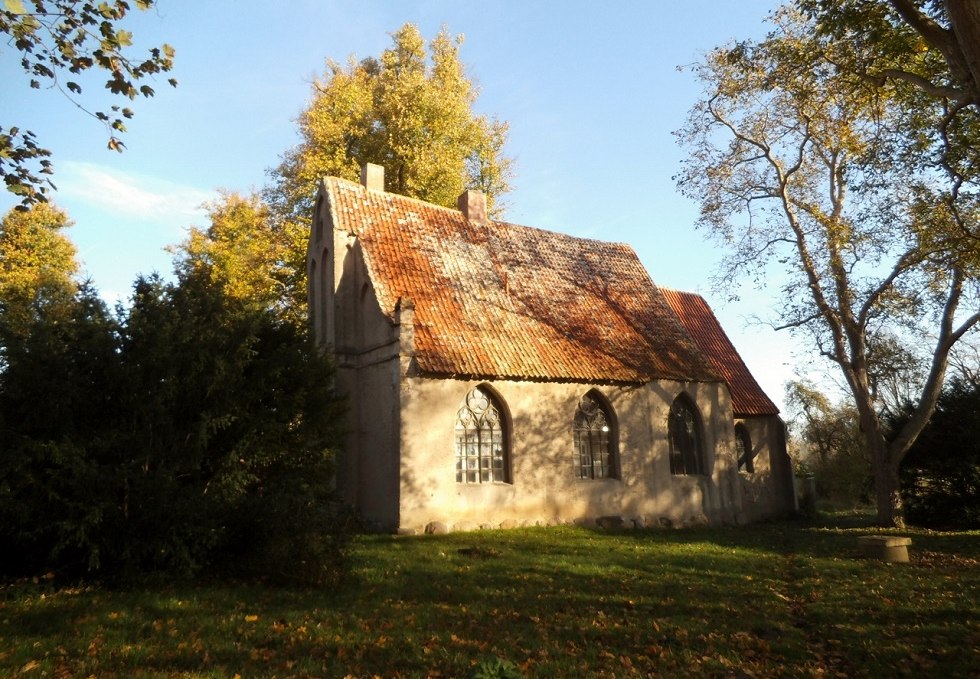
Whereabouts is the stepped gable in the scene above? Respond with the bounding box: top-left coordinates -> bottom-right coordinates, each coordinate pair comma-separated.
322,176 -> 719,384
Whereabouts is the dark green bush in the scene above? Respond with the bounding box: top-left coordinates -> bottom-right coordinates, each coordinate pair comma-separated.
0,273 -> 351,584
900,377 -> 980,529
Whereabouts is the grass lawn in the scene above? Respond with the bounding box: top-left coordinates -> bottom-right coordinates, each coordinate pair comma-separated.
2,513 -> 978,678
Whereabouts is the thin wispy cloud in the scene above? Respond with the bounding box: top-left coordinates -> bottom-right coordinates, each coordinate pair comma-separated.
59,161 -> 215,225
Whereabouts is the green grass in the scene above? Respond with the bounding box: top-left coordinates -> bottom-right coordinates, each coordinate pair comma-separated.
2,513 -> 978,678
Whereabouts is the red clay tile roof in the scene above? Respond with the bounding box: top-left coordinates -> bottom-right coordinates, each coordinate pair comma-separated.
322,177 -> 719,384
660,289 -> 779,416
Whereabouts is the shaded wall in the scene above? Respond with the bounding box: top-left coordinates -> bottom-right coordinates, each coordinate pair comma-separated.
736,416 -> 796,521
308,185 -> 403,529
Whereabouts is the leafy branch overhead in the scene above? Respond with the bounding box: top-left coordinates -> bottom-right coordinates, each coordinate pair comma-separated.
0,0 -> 176,207
800,0 -> 980,108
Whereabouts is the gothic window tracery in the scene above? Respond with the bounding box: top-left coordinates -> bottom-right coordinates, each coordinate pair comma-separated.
574,392 -> 616,479
455,386 -> 508,483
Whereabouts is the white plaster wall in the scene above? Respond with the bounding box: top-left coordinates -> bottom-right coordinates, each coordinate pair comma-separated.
396,377 -> 746,533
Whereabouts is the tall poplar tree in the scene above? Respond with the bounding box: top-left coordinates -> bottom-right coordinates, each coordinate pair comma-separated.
268,23 -> 513,223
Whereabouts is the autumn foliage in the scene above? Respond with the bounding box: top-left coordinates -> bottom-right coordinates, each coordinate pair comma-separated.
268,23 -> 513,223
1,0 -> 177,206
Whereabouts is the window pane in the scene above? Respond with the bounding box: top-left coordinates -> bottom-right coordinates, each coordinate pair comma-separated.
455,387 -> 507,484
573,393 -> 614,480
669,397 -> 704,476
736,425 -> 754,473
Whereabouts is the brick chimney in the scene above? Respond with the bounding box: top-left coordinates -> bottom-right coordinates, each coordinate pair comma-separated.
457,189 -> 487,224
361,163 -> 384,192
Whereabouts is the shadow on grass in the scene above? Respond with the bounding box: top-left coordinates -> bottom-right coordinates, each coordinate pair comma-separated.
3,516 -> 978,678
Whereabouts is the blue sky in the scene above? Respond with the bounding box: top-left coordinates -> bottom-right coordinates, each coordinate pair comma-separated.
2,0 -> 814,409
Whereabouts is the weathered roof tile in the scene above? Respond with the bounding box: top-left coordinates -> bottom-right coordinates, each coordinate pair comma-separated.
661,288 -> 779,416
323,177 -> 721,384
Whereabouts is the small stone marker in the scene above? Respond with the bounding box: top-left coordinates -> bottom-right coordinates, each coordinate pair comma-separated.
424,521 -> 449,535
857,535 -> 912,563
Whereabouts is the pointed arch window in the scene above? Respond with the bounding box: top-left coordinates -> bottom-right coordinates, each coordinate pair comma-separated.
735,423 -> 754,473
455,386 -> 508,484
668,395 -> 707,476
574,392 -> 616,479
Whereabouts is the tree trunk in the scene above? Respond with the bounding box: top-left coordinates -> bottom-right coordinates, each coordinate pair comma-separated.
946,0 -> 980,102
871,441 -> 904,527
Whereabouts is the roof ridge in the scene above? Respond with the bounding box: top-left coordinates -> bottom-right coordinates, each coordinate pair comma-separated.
324,175 -> 637,251
325,175 -> 487,221
659,286 -> 702,296
493,219 -> 634,250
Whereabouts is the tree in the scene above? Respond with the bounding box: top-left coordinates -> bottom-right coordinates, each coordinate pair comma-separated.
799,1 -> 980,250
1,0 -> 176,206
785,380 -> 871,504
268,23 -> 513,224
0,281 -> 123,574
0,266 -> 350,581
800,0 -> 980,109
112,270 -> 347,581
170,191 -> 307,328
0,201 -> 350,581
864,330 -> 926,419
676,6 -> 980,525
0,203 -> 79,345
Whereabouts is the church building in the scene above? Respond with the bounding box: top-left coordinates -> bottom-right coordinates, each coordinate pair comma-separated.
307,164 -> 795,533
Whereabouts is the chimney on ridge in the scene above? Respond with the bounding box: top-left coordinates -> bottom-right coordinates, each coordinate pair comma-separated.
457,189 -> 487,224
361,163 -> 384,192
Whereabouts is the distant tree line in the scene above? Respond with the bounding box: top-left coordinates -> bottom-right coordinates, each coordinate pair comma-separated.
787,368 -> 980,529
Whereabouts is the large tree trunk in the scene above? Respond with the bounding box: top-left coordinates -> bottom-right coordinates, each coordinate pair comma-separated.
946,0 -> 980,102
870,439 -> 904,527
